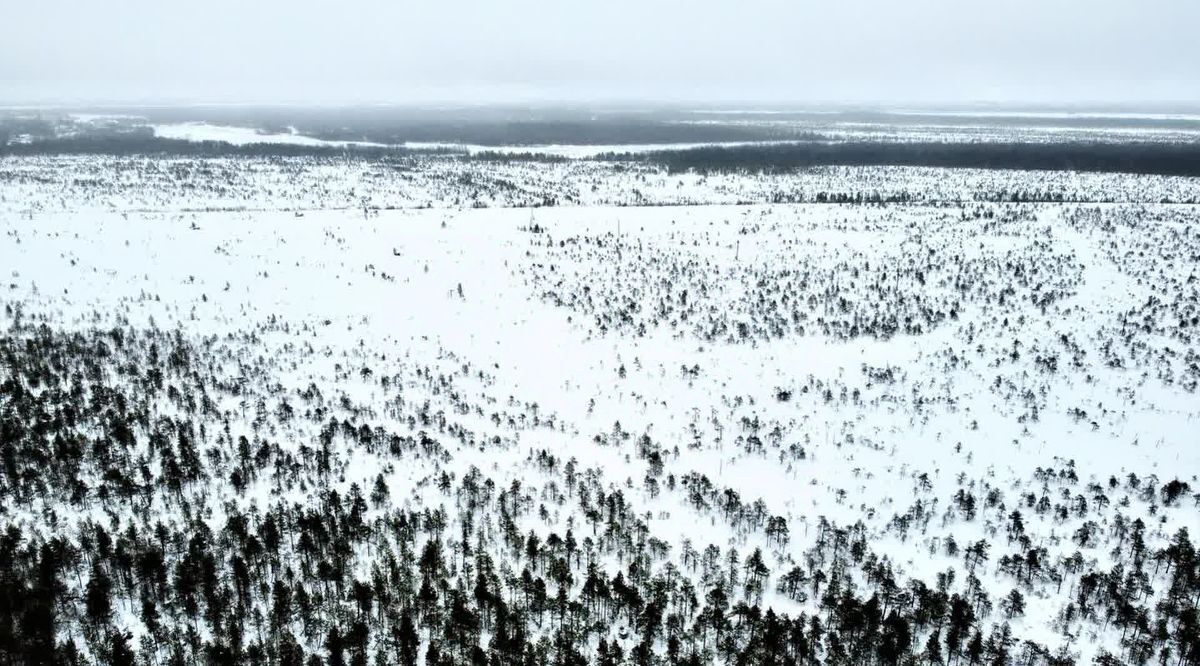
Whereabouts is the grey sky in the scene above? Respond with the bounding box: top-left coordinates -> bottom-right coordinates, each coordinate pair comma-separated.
3,0 -> 1198,105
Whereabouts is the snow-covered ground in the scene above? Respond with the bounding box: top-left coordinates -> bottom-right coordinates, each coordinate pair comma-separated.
5,155 -> 1200,216
1,154 -> 1197,665
150,122 -> 390,148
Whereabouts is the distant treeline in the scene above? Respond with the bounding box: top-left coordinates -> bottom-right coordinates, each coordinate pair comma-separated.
614,141 -> 1200,177
7,133 -> 1200,179
306,120 -> 792,146
470,151 -> 573,163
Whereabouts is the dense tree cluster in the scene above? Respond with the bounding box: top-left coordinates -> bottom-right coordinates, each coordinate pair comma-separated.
616,141 -> 1200,179
1,301 -> 1196,665
521,209 -> 1083,344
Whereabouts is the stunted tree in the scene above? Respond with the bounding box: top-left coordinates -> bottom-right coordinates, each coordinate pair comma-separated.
743,548 -> 769,602
1002,589 -> 1026,619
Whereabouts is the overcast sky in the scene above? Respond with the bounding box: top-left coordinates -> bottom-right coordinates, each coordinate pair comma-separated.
3,0 -> 1198,106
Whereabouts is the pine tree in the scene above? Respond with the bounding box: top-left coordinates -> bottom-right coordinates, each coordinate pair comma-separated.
327,626 -> 345,666
878,611 -> 910,665
85,562 -> 113,626
966,629 -> 985,664
1002,589 -> 1025,619
398,611 -> 420,666
924,627 -> 944,664
110,630 -> 137,666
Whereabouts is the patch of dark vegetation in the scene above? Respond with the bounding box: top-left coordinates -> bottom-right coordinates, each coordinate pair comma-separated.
613,141 -> 1200,178
470,151 -> 573,163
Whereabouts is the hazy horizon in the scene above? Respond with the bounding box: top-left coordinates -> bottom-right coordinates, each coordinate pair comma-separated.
7,101 -> 1200,113
4,0 -> 1199,107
